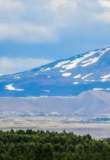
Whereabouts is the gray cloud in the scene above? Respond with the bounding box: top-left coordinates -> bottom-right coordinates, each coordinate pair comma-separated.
0,0 -> 109,43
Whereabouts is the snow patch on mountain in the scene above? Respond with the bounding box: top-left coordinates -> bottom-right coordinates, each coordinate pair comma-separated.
73,74 -> 81,79
5,84 -> 24,91
59,70 -> 65,73
81,49 -> 108,67
43,90 -> 50,93
93,88 -> 103,91
73,82 -> 79,85
54,60 -> 70,68
82,73 -> 93,80
61,51 -> 97,70
104,46 -> 110,52
93,88 -> 110,91
62,73 -> 72,77
81,57 -> 100,67
41,67 -> 51,72
14,75 -> 21,79
89,80 -> 95,82
101,74 -> 110,82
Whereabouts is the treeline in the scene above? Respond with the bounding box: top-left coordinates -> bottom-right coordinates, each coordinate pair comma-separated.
0,129 -> 110,160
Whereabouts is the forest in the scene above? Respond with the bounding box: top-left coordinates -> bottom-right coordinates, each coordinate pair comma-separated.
0,129 -> 110,160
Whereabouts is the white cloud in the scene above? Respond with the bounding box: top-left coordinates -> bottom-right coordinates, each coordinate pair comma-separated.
95,11 -> 110,23
0,57 -> 52,74
0,0 -> 24,11
95,0 -> 110,22
0,23 -> 56,42
44,0 -> 76,11
0,0 -> 84,42
0,0 -> 110,43
98,0 -> 110,8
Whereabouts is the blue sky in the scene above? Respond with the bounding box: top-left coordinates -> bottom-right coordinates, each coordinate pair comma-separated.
0,0 -> 110,74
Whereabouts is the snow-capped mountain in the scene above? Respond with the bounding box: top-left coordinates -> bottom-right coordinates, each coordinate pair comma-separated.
0,46 -> 110,97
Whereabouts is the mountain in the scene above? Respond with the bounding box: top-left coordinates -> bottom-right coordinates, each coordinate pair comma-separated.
0,46 -> 110,97
0,91 -> 110,116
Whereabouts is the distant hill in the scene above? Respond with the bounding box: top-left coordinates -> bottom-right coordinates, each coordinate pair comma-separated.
0,91 -> 110,116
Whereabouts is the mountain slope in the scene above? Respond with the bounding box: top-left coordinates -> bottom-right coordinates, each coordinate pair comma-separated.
0,91 -> 110,116
0,46 -> 110,97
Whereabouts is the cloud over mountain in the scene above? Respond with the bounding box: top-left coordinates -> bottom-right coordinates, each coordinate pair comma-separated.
0,57 -> 51,74
0,0 -> 110,43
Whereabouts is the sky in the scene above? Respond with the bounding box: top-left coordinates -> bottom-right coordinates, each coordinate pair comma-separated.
0,0 -> 110,74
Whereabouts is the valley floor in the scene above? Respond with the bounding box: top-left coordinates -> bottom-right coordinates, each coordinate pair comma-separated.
1,115 -> 110,139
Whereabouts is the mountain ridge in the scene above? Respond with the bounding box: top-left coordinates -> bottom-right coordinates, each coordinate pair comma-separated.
0,46 -> 110,97
0,90 -> 110,116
